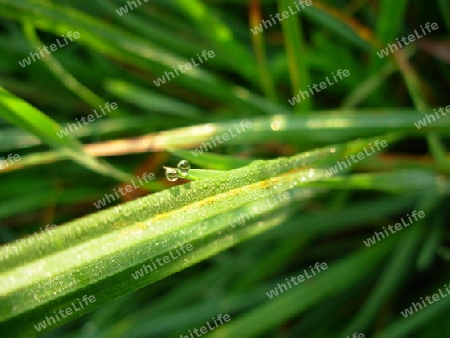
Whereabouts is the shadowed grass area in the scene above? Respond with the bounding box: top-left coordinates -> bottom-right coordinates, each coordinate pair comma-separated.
0,0 -> 449,337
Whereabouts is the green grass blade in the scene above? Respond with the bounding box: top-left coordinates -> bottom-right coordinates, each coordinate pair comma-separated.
0,87 -> 134,182
370,0 -> 410,72
0,137 -> 395,335
278,0 -> 310,113
209,238 -> 396,338
22,22 -> 110,115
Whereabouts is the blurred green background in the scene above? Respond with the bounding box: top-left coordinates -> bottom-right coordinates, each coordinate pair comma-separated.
0,0 -> 449,337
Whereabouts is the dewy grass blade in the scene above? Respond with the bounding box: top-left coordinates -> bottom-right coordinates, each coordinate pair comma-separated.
167,148 -> 254,170
0,136 -> 393,335
163,160 -> 227,181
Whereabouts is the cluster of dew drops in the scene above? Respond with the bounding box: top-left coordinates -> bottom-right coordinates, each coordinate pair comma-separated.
164,160 -> 191,181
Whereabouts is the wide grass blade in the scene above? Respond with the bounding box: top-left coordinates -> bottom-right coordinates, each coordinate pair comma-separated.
0,137 -> 398,336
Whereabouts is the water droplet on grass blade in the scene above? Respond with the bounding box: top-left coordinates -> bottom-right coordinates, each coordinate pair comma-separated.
177,160 -> 191,174
164,166 -> 179,181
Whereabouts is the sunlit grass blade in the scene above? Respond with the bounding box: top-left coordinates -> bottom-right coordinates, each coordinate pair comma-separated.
84,111 -> 448,156
0,152 -> 328,335
173,0 -> 257,81
0,87 -> 134,182
0,136 -> 400,335
3,111 -> 449,172
0,116 -> 155,153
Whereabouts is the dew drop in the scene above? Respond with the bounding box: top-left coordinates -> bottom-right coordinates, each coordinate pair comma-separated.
164,166 -> 179,181
177,160 -> 191,174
